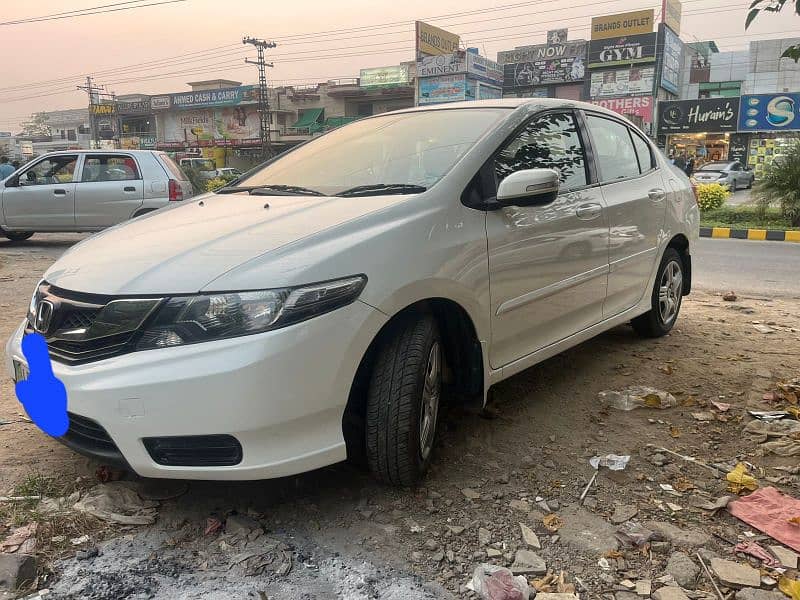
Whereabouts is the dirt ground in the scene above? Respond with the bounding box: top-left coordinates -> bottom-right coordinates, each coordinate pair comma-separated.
2,234 -> 800,599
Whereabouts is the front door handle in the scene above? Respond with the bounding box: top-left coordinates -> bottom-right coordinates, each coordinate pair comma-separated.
576,203 -> 602,220
648,188 -> 666,202
123,186 -> 136,192
53,189 -> 67,196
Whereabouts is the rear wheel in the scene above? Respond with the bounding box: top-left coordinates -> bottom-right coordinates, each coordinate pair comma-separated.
366,314 -> 442,486
1,230 -> 34,242
631,248 -> 684,338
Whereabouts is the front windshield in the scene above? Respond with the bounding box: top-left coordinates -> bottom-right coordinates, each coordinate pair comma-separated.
236,108 -> 509,195
699,162 -> 730,171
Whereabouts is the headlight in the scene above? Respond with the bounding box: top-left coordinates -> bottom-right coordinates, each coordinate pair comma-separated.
136,275 -> 367,350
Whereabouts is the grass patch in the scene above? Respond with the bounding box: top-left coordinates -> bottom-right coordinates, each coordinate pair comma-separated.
700,205 -> 800,230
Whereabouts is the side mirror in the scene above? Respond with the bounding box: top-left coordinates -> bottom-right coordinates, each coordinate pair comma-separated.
495,168 -> 560,207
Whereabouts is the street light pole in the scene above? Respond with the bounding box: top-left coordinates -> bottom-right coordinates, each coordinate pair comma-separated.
243,36 -> 276,160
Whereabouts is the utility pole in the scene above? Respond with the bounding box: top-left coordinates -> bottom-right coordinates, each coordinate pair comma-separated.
243,36 -> 276,160
78,76 -> 115,148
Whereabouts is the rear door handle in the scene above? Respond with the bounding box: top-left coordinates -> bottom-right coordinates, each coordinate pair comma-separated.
648,188 -> 666,202
123,186 -> 136,192
53,189 -> 67,196
576,203 -> 602,220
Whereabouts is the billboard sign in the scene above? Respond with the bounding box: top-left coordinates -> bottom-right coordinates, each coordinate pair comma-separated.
659,24 -> 683,94
161,106 -> 261,143
170,86 -> 256,109
117,99 -> 152,115
588,33 -> 657,68
359,65 -> 409,87
590,95 -> 654,122
466,53 -> 504,85
591,9 -> 654,40
89,103 -> 115,115
150,95 -> 171,110
590,66 -> 654,97
417,53 -> 465,77
662,0 -> 682,35
657,97 -> 740,133
418,74 -> 466,105
547,29 -> 568,44
416,21 -> 460,57
499,41 -> 587,88
738,93 -> 800,132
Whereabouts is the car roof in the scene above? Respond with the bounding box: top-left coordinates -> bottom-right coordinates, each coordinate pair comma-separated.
36,149 -> 157,156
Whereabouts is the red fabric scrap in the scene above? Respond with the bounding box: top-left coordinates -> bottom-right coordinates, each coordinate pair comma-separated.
728,487 -> 800,553
734,540 -> 781,567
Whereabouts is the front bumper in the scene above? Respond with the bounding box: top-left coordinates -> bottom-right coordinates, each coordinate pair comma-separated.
6,300 -> 386,479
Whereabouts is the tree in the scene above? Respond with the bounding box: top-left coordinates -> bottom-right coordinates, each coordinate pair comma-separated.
753,142 -> 800,226
746,0 -> 800,61
19,112 -> 51,137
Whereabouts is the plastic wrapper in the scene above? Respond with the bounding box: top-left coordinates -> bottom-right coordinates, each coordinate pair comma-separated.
468,564 -> 531,600
598,386 -> 677,411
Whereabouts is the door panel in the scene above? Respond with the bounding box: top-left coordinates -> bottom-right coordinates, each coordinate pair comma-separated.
75,154 -> 144,227
486,111 -> 609,368
2,155 -> 78,229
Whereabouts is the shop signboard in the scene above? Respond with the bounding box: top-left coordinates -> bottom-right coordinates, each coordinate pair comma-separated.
588,33 -> 657,68
117,99 -> 152,115
591,9 -> 654,40
161,106 -> 261,143
499,41 -> 587,88
150,95 -> 171,110
662,0 -> 682,35
418,74 -> 466,105
21,141 -> 33,156
120,135 -> 157,150
466,80 -> 503,100
416,20 -> 460,57
590,66 -> 654,97
738,93 -> 800,132
417,53 -> 465,77
360,65 -> 409,87
659,24 -> 682,94
170,86 -> 256,109
466,53 -> 504,85
547,29 -> 568,44
590,96 -> 654,122
89,103 -> 115,115
728,133 -> 750,165
657,97 -> 740,133
0,132 -> 12,137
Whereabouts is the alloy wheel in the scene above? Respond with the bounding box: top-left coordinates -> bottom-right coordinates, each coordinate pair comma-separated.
658,260 -> 683,325
419,341 -> 441,461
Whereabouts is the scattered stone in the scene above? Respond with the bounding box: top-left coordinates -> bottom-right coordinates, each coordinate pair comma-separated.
404,518 -> 424,533
651,453 -> 668,466
478,528 -> 491,546
486,548 -> 502,558
446,525 -> 465,535
519,523 -> 541,549
536,595 -> 579,599
424,539 -> 438,551
0,554 -> 35,591
735,590 -> 785,600
446,549 -> 454,562
635,580 -> 651,596
510,549 -> 547,575
616,593 -> 640,600
651,541 -> 671,554
411,551 -> 423,562
645,521 -> 711,547
710,558 -> 761,588
558,505 -> 619,554
652,587 -> 690,600
768,545 -> 799,568
723,291 -> 737,302
462,488 -> 481,500
610,504 -> 638,524
509,499 -> 531,512
225,514 -> 261,535
431,550 -> 444,562
665,552 -> 700,589
76,547 -> 99,561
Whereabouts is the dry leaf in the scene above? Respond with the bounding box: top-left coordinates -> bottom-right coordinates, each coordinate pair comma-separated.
673,477 -> 695,492
658,364 -> 674,375
543,513 -> 563,532
788,516 -> 800,526
726,462 -> 759,494
669,426 -> 681,438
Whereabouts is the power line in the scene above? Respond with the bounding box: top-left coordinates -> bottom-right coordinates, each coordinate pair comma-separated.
0,0 -> 190,26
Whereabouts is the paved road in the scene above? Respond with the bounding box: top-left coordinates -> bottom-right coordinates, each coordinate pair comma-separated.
693,237 -> 800,297
725,188 -> 753,206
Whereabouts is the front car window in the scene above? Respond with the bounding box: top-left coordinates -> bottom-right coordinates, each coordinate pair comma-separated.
21,155 -> 78,185
236,109 -> 509,195
585,115 -> 639,182
495,112 -> 588,190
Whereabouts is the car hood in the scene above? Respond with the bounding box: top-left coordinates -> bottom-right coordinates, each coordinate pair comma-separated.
44,192 -> 409,295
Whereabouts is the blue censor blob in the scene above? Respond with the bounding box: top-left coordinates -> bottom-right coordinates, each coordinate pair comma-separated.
15,333 -> 68,437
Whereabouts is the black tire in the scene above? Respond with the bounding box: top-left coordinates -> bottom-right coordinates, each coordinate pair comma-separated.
1,230 -> 34,242
631,248 -> 684,338
366,314 -> 442,486
746,178 -> 753,189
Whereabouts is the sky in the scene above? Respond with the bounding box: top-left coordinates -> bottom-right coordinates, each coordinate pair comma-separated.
0,0 -> 796,131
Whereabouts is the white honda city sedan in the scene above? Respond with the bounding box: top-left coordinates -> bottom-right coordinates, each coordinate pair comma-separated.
7,99 -> 699,485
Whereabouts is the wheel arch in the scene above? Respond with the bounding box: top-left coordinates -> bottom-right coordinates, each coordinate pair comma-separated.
342,297 -> 484,462
666,233 -> 691,296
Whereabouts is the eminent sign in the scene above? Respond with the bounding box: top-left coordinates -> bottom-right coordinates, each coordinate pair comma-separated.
657,98 -> 740,133
360,65 -> 409,87
417,53 -> 465,77
738,93 -> 800,132
416,20 -> 460,57
591,9 -> 654,40
588,33 -> 657,68
499,41 -> 587,88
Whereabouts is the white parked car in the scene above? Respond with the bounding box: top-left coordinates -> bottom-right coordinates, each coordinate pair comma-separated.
0,150 -> 193,242
7,99 -> 699,485
215,167 -> 243,178
693,160 -> 754,190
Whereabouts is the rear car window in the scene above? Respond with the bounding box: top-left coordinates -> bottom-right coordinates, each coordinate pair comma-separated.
81,155 -> 140,182
159,153 -> 188,180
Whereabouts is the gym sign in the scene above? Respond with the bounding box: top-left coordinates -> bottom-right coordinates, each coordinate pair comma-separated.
587,33 -> 657,68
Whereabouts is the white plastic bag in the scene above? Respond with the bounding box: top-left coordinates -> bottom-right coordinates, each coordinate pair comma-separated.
598,386 -> 676,411
467,564 -> 531,600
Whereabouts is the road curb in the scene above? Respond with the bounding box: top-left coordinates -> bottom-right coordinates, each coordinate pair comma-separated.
699,227 -> 800,243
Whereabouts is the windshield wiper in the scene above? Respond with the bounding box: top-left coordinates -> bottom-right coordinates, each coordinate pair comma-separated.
334,183 -> 427,197
216,184 -> 327,196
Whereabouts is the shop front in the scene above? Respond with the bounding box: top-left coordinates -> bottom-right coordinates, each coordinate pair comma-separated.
657,97 -> 740,164
117,98 -> 156,150
738,93 -> 800,177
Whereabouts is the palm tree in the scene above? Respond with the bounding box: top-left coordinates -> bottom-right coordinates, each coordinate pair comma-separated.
753,142 -> 800,227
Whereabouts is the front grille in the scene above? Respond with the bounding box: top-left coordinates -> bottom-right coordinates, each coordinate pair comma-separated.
143,435 -> 243,467
61,310 -> 99,330
65,412 -> 117,451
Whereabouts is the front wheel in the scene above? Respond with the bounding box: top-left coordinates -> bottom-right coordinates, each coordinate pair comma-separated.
631,248 -> 684,338
1,230 -> 34,242
366,314 -> 442,486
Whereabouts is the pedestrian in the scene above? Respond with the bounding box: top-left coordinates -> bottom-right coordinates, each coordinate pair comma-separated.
11,160 -> 20,169
0,156 -> 14,179
673,152 -> 686,171
685,155 -> 695,177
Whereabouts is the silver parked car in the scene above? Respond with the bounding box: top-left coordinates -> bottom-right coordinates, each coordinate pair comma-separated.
693,160 -> 754,190
0,150 -> 194,242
